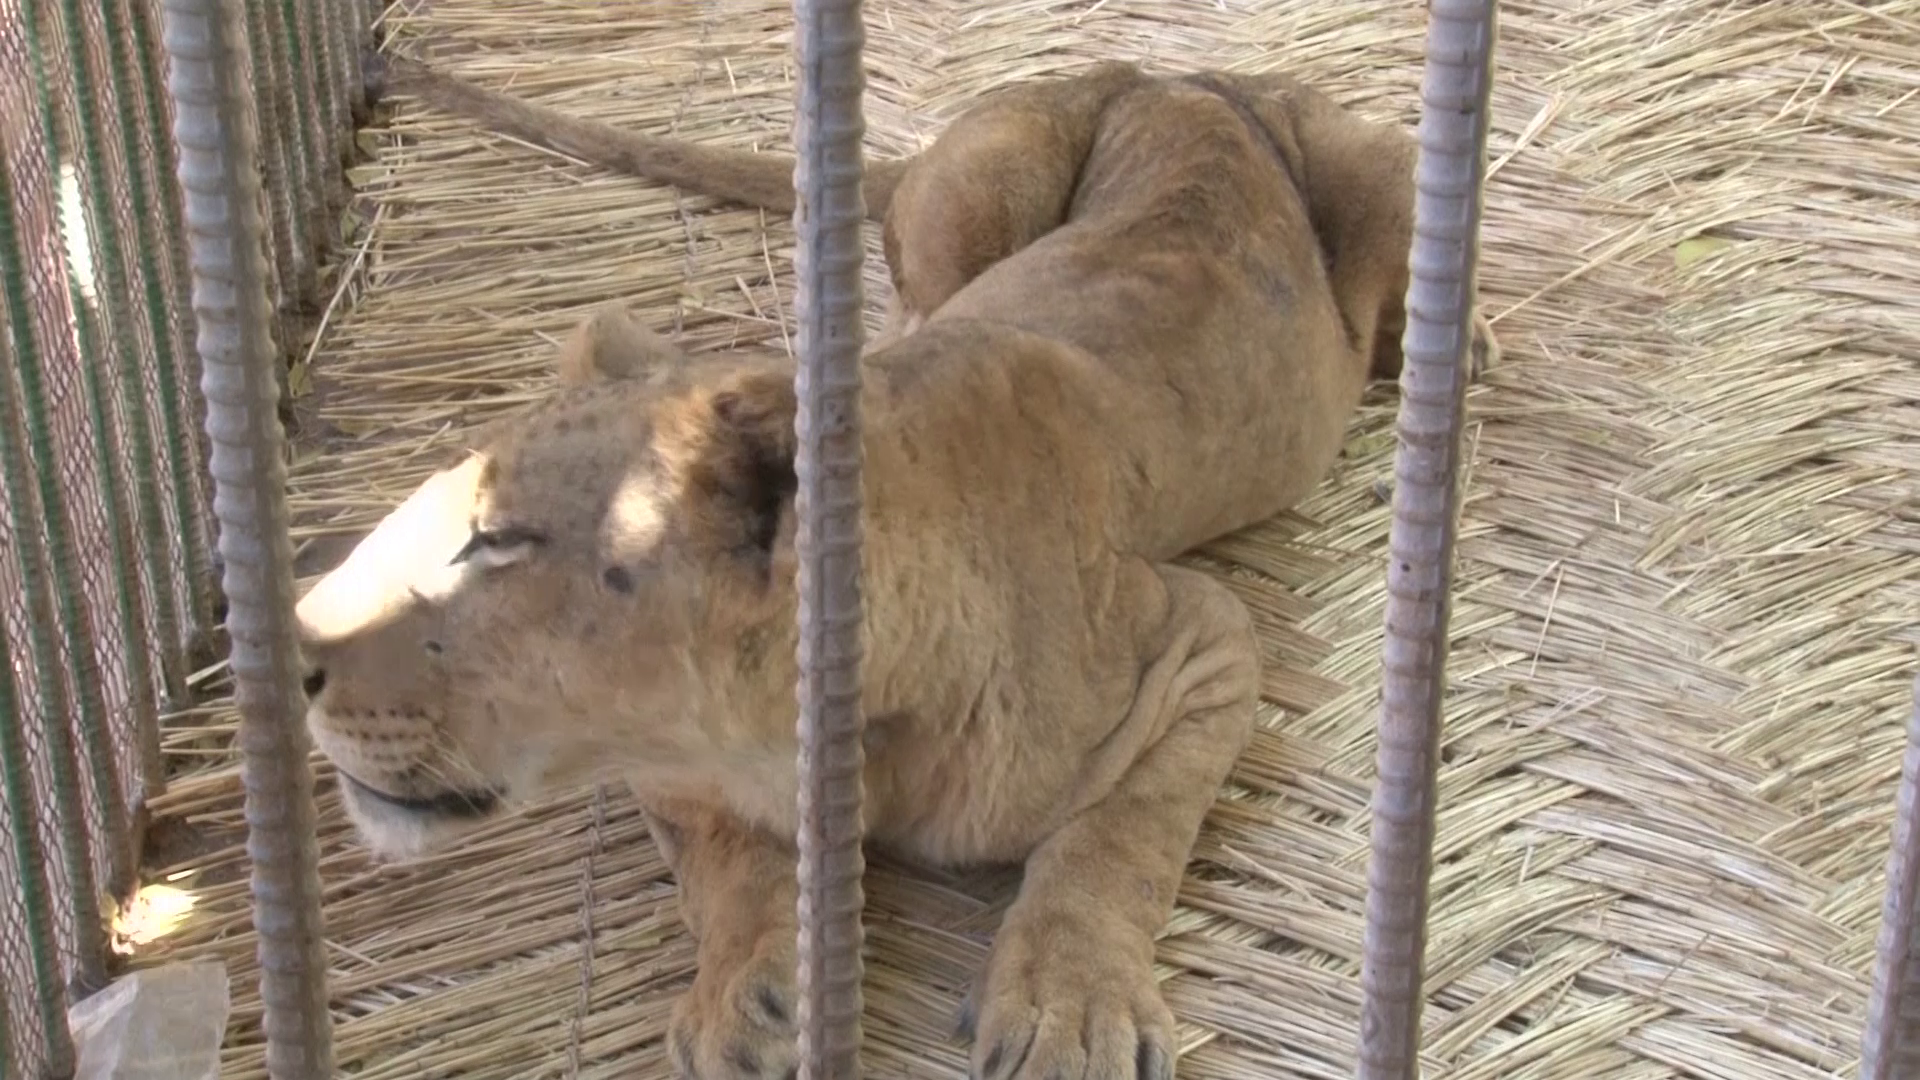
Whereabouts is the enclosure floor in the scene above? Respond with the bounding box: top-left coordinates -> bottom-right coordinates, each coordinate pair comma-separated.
136,2 -> 1920,1077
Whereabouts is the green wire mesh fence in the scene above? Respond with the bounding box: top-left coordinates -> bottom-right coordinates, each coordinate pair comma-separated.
0,0 -> 364,1074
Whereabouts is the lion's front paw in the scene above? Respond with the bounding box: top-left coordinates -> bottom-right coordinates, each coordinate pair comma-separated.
667,936 -> 798,1080
960,911 -> 1176,1080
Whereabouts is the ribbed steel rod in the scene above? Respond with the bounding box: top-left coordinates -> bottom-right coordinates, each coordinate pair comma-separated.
0,623 -> 77,1077
787,0 -> 871,1074
1357,2 -> 1498,1077
160,1 -> 334,1076
1862,674 -> 1920,1079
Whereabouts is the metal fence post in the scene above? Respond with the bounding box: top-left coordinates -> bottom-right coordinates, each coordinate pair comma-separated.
1357,1 -> 1498,1077
1861,675 -> 1920,1078
0,17 -> 118,998
787,0 -> 872,1074
0,623 -> 79,1078
160,0 -> 335,1076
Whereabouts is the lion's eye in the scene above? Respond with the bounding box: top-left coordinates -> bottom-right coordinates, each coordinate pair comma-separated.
450,525 -> 545,568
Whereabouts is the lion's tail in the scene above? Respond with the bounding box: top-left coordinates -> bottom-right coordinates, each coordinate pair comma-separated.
381,56 -> 907,221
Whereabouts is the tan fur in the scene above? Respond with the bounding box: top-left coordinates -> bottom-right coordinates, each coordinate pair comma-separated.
302,60 -> 1497,1080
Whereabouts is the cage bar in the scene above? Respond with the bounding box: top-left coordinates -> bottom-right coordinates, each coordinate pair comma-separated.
124,0 -> 221,642
1861,675 -> 1920,1078
0,15 -> 123,998
0,621 -> 79,1079
786,0 -> 874,1075
41,0 -> 176,829
1357,1 -> 1498,1078
160,0 -> 337,1076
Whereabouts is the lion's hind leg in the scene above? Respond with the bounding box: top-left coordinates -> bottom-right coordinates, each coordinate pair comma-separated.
881,64 -> 1146,321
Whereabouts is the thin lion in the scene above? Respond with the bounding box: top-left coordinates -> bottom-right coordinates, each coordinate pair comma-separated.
296,56 -> 1495,1080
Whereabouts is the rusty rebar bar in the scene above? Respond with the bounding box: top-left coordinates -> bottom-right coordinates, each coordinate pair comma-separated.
160,0 -> 334,1077
787,0 -> 872,1074
0,15 -> 118,996
1862,674 -> 1920,1078
0,621 -> 78,1077
1357,2 -> 1498,1077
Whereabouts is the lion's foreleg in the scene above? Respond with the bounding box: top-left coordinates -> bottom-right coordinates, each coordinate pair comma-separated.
963,565 -> 1259,1080
640,800 -> 801,1080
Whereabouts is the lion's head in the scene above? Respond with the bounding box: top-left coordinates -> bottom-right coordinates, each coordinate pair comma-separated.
295,306 -> 802,858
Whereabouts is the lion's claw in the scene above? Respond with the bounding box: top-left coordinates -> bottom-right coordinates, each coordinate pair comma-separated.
964,915 -> 1176,1080
1135,1038 -> 1175,1080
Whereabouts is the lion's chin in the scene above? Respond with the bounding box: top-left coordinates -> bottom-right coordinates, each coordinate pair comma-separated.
337,773 -> 504,863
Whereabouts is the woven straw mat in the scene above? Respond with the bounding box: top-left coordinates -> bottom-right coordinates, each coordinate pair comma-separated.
137,2 -> 1920,1078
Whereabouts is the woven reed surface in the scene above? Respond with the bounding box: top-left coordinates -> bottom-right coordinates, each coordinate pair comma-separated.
133,1 -> 1919,1077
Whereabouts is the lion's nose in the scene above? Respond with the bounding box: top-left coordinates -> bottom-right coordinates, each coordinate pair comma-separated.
302,667 -> 327,699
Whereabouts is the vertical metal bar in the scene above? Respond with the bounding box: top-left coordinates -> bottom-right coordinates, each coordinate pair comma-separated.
1356,1 -> 1497,1078
265,0 -> 324,291
1862,675 -> 1920,1079
787,0 -> 871,1074
307,0 -> 343,153
103,0 -> 196,792
0,965 -> 9,1080
129,0 -> 220,641
0,7 -> 123,989
161,0 -> 335,1076
0,622 -> 79,1078
297,0 -> 347,212
239,0 -> 303,355
44,0 -> 173,813
336,0 -> 367,123
29,0 -> 149,899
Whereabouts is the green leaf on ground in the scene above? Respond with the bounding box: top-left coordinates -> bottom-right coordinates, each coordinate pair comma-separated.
1674,236 -> 1736,269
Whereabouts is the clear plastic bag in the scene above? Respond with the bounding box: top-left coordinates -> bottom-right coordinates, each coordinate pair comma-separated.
67,960 -> 230,1080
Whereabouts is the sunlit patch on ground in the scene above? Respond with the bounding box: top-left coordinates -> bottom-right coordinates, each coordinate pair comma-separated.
112,882 -> 199,952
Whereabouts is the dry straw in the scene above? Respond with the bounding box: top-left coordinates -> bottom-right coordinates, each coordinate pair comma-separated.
135,1 -> 1918,1077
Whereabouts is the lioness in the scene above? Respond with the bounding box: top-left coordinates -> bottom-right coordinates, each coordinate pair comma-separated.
298,56 -> 1492,1079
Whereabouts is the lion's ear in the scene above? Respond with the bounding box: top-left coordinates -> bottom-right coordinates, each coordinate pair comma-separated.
699,367 -> 798,566
555,302 -> 689,385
